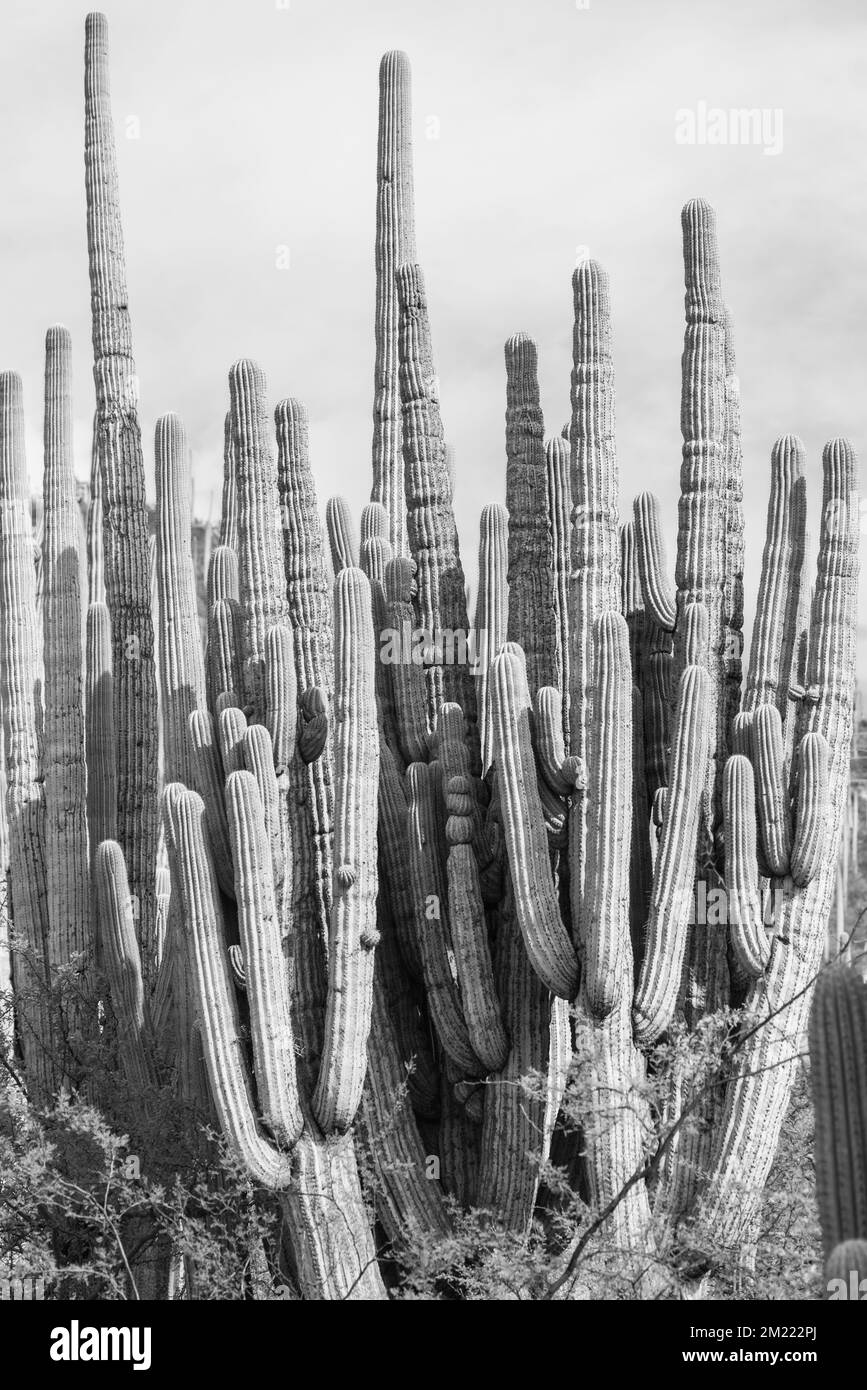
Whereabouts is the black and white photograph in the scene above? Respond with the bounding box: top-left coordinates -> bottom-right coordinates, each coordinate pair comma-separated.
0,0 -> 865,1350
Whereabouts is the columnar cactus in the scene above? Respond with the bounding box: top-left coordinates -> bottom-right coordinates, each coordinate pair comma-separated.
84,12 -> 159,967
808,966 -> 867,1276
42,328 -> 91,1003
2,13 -> 860,1304
371,51 -> 417,556
504,334 -> 557,702
0,372 -> 54,1097
155,412 -> 207,785
396,261 -> 477,749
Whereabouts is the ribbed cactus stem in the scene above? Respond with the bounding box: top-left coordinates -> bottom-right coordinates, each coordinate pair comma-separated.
700,438 -> 859,1247
42,327 -> 91,991
545,436 -> 572,741
396,261 -> 476,742
0,372 -> 53,1095
569,259 -> 620,919
406,760 -> 481,1074
752,702 -> 792,877
722,755 -> 771,976
86,412 -> 105,605
188,708 -> 234,899
492,649 -> 579,999
504,334 -> 557,701
207,597 -> 242,712
632,664 -> 712,1045
229,359 -> 289,722
790,732 -> 829,886
163,782 -> 294,1188
85,12 -> 159,968
311,568 -> 380,1133
225,770 -> 302,1148
384,555 -> 429,763
155,413 -> 207,785
808,966 -> 867,1260
721,306 -> 745,741
361,501 -> 389,545
218,705 -> 248,776
219,411 -> 237,550
743,435 -> 807,720
274,398 -> 332,699
474,503 -> 508,774
264,624 -> 297,774
207,543 -> 239,607
274,398 -> 334,957
372,50 -> 417,556
580,613 -> 633,1018
633,492 -> 676,632
85,606 -> 117,842
242,724 -> 284,892
673,199 -> 727,827
325,495 -> 358,573
95,840 -> 155,1091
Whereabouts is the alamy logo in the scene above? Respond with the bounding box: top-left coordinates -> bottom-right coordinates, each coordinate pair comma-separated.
675,101 -> 783,157
49,1321 -> 152,1372
827,1272 -> 867,1300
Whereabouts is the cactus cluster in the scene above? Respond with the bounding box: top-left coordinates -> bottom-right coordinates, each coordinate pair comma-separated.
0,12 -> 860,1300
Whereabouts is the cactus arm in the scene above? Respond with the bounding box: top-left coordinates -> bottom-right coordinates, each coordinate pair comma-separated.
360,501 -> 389,545
218,705 -> 248,776
579,612 -> 633,1018
474,503 -> 509,775
94,840 -> 155,1091
384,555 -> 430,762
225,770 -> 303,1149
187,709 -> 234,899
445,775 -> 509,1073
242,725 -> 284,892
274,397 -> 335,963
406,760 -> 481,1074
721,307 -> 745,742
752,703 -> 792,878
42,327 -> 91,990
633,492 -> 676,633
632,664 -> 712,1045
207,597 -> 243,712
229,360 -> 290,722
376,731 -> 423,981
311,568 -> 380,1133
742,435 -> 807,721
534,685 -> 583,797
163,782 -> 294,1188
476,882 -> 553,1231
219,411 -> 238,551
155,413 -> 207,786
790,732 -> 829,887
492,649 -> 579,999
85,602 -> 117,863
86,412 -> 105,606
325,495 -> 358,573
722,755 -> 771,976
545,436 -> 572,742
396,262 -> 476,744
568,259 -> 620,927
504,334 -> 557,701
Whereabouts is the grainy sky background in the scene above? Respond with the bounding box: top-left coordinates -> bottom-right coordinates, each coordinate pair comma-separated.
1,0 -> 865,678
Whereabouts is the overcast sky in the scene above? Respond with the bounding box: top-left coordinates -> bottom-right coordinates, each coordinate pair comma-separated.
2,0 -> 865,680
